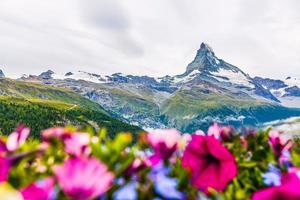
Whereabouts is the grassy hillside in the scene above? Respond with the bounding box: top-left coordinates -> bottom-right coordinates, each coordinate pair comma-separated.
161,87 -> 300,132
0,78 -> 107,113
0,79 -> 142,137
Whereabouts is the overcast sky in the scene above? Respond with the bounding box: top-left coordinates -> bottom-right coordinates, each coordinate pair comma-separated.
0,0 -> 299,79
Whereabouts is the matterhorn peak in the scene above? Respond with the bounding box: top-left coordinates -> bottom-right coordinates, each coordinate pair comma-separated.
198,42 -> 215,56
185,42 -> 219,74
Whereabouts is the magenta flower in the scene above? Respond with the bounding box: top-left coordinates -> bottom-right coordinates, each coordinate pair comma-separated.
182,135 -> 237,194
0,139 -> 7,153
269,130 -> 292,157
21,177 -> 55,200
0,156 -> 10,183
54,157 -> 114,200
252,172 -> 300,200
147,129 -> 181,164
6,125 -> 30,152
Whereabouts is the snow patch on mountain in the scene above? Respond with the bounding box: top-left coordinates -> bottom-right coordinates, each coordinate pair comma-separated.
52,71 -> 108,83
211,69 -> 254,88
173,70 -> 201,83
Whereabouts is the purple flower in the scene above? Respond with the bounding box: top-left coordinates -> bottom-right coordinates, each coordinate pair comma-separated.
6,125 -> 30,152
54,157 -> 114,200
150,163 -> 184,199
279,150 -> 293,168
113,181 -> 137,200
262,164 -> 281,186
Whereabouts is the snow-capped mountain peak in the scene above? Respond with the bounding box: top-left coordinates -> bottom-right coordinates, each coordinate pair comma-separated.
185,42 -> 220,74
38,70 -> 108,83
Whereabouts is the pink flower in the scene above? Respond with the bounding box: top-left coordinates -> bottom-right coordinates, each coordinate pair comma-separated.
125,157 -> 152,176
269,130 -> 292,157
182,135 -> 237,194
42,128 -> 91,157
64,133 -> 91,157
54,157 -> 114,200
0,156 -> 10,183
6,125 -> 30,152
207,123 -> 234,141
42,127 -> 72,142
252,172 -> 300,200
147,129 -> 181,164
207,123 -> 223,139
21,177 -> 55,200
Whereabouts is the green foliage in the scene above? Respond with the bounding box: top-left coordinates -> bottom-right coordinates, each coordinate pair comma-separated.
0,78 -> 142,138
0,96 -> 142,138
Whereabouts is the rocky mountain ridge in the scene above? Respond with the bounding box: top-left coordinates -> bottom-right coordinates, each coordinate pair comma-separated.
3,42 -> 300,132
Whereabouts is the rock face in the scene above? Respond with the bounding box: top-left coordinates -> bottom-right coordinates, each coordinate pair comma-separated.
20,43 -> 300,132
0,70 -> 5,78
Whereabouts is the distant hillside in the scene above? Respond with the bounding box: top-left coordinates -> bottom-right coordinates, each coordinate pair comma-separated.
0,78 -> 142,137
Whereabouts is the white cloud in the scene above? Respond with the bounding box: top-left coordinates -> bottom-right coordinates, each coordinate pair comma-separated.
0,0 -> 299,79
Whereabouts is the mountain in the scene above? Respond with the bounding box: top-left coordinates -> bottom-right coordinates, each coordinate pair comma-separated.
0,78 -> 142,137
0,69 -> 5,78
254,76 -> 300,108
18,42 -> 300,132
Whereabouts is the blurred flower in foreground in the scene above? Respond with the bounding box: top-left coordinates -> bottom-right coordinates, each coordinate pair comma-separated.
0,157 -> 10,183
42,127 -> 72,142
252,172 -> 300,200
279,149 -> 292,168
6,125 -> 30,152
0,139 -> 7,153
21,177 -> 56,200
64,133 -> 91,157
207,123 -> 222,139
42,127 -> 91,157
182,135 -> 237,194
0,182 -> 23,200
114,181 -> 137,200
54,157 -> 114,200
268,130 -> 292,157
125,157 -> 151,176
208,123 -> 234,141
262,164 -> 281,186
149,163 -> 184,200
147,129 -> 181,165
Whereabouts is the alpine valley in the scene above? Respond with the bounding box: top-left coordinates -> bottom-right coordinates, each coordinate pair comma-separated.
2,43 -> 300,133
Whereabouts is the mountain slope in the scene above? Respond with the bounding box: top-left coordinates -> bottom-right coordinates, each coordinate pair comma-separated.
18,43 -> 300,132
254,76 -> 300,108
0,78 -> 142,137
